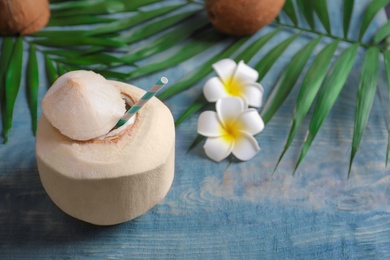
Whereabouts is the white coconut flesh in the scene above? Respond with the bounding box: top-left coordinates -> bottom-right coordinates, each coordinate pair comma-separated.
95,94 -> 136,140
41,70 -> 126,141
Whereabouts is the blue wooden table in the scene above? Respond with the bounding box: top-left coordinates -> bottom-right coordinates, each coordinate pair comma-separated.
1,1 -> 390,258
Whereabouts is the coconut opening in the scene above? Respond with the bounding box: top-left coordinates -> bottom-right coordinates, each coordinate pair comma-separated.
94,93 -> 137,141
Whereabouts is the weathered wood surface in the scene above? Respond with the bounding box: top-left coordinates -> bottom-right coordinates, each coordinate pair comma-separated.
1,0 -> 390,258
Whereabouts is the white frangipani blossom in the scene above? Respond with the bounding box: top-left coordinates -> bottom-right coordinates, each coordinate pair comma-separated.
197,97 -> 264,162
203,59 -> 264,108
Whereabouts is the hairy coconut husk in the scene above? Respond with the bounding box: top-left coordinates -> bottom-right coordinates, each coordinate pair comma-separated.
206,0 -> 285,36
0,0 -> 50,35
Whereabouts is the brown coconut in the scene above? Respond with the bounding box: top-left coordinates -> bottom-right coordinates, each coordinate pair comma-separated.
0,0 -> 50,35
206,0 -> 285,36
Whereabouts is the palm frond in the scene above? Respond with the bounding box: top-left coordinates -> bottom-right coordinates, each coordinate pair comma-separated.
349,47 -> 380,175
296,0 -> 315,29
122,17 -> 209,64
44,54 -> 58,86
274,40 -> 339,171
384,51 -> 390,166
374,20 -> 390,44
282,0 -> 298,26
0,37 -> 14,143
50,0 -> 159,17
4,37 -> 24,141
343,0 -> 355,38
26,44 -> 39,135
312,0 -> 331,34
255,33 -> 300,81
359,0 -> 390,40
293,44 -> 359,174
261,36 -> 321,124
127,28 -> 222,80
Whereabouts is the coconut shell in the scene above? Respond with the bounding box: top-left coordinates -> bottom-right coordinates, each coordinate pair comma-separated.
0,0 -> 50,36
36,81 -> 175,225
206,0 -> 285,36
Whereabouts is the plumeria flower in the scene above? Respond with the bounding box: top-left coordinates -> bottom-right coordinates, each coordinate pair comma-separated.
203,59 -> 264,108
198,97 -> 264,162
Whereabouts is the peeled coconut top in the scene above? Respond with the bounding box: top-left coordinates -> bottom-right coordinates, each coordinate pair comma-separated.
41,70 -> 126,141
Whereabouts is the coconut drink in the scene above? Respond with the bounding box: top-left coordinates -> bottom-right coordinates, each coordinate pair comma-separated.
36,71 -> 175,225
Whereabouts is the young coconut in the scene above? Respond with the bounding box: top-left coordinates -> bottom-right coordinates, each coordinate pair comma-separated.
41,70 -> 126,141
206,0 -> 285,36
36,72 -> 175,225
0,0 -> 50,35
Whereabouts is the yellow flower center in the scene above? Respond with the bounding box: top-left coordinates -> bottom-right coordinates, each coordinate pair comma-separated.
224,77 -> 243,97
220,117 -> 243,144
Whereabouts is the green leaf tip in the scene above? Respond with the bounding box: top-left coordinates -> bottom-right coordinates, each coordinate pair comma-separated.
255,32 -> 301,82
293,44 -> 359,173
261,35 -> 320,125
27,44 -> 39,135
5,37 -> 24,136
384,51 -> 390,167
0,37 -> 15,143
274,40 -> 340,172
349,47 -> 380,175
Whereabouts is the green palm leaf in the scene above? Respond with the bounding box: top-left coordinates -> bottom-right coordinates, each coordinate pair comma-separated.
44,54 -> 59,86
374,20 -> 390,44
282,0 -> 298,26
4,37 -> 24,141
359,0 -> 390,40
312,0 -> 331,34
384,51 -> 390,166
349,47 -> 380,175
88,4 -> 185,36
261,36 -> 321,125
47,16 -> 116,27
120,9 -> 201,44
122,18 -> 209,64
31,37 -> 126,48
0,37 -> 14,142
56,63 -> 67,76
175,95 -> 207,127
294,44 -> 359,174
26,44 -> 39,135
343,0 -> 354,38
235,29 -> 281,63
296,0 -> 315,29
188,134 -> 206,152
51,0 -> 159,17
255,33 -> 300,81
274,40 -> 339,171
53,53 -> 126,67
127,28 -> 223,80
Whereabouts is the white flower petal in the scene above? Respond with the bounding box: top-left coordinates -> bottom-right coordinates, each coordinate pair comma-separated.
233,60 -> 259,83
236,109 -> 264,135
198,111 -> 222,137
203,77 -> 228,102
232,132 -> 260,161
204,137 -> 233,162
216,97 -> 245,126
212,59 -> 237,85
241,82 -> 264,108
